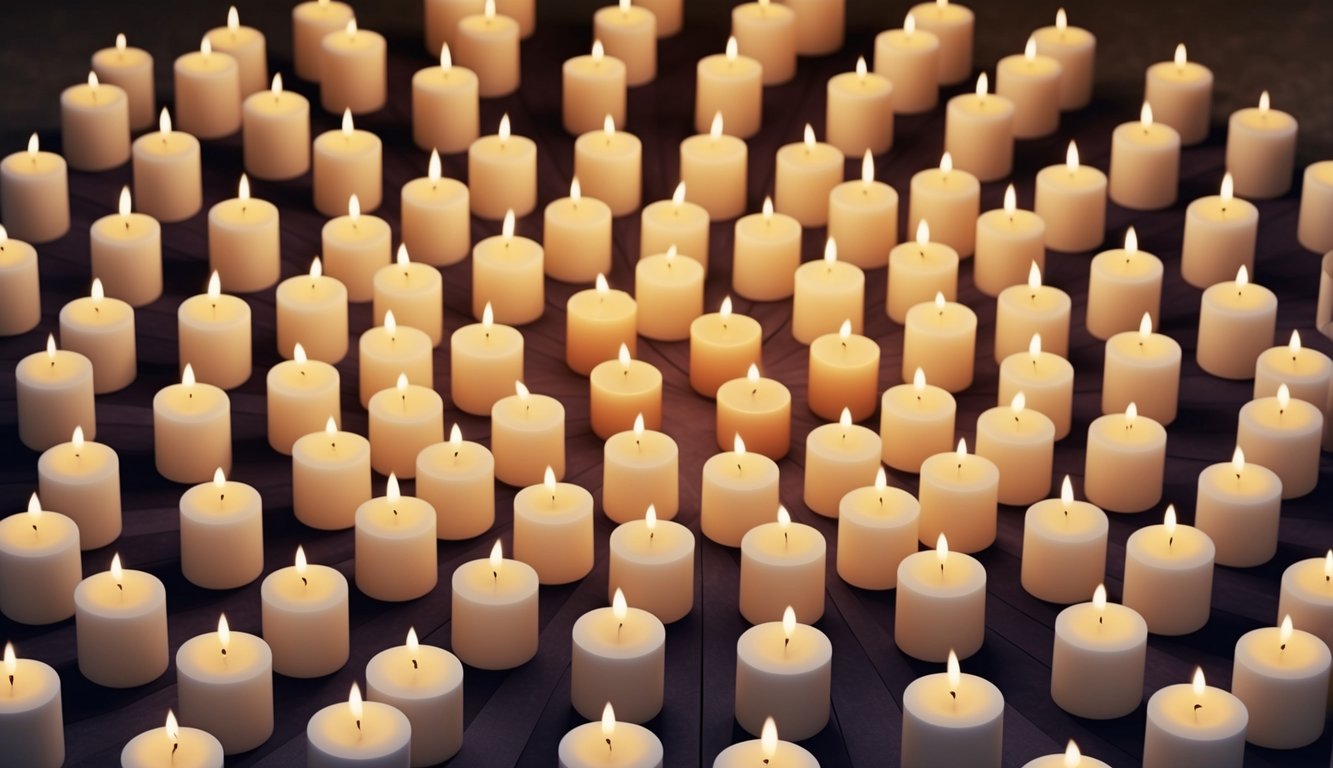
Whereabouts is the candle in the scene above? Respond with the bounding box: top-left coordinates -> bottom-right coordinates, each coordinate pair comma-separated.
901,652 -> 1004,768
1032,9 -> 1096,109
368,374 -> 444,479
575,117 -> 643,217
1050,585 -> 1148,719
564,41 -> 626,136
266,344 -> 340,454
178,469 -> 263,590
837,469 -> 920,589
826,57 -> 893,157
973,186 -> 1044,297
1194,447 -> 1282,567
998,334 -> 1073,439
292,418 -> 372,530
774,124 -> 843,227
131,108 -> 203,223
373,245 -> 443,346
1110,103 -> 1181,210
455,1 -> 521,96
888,220 -> 960,323
37,427 -> 121,550
808,320 -> 880,421
1086,227 -> 1163,340
944,73 -> 1015,182
1298,162 -> 1333,253
174,38 -> 241,138
701,434 -> 780,546
635,245 -> 705,341
880,368 -> 956,473
306,684 -> 411,767
1084,403 -> 1167,513
593,0 -> 656,87
153,365 -> 231,484
414,44 -> 479,154
680,112 -> 748,221
59,72 -> 130,171
492,381 -> 566,486
603,415 -> 679,523
714,720 -> 817,768
608,506 -> 694,623
0,643 -> 64,768
558,703 -> 664,768
451,541 -> 539,669
514,467 -> 594,584
571,590 -> 667,722
896,536 -> 986,660
802,409 -> 880,517
207,175 -> 280,293
1181,173 -> 1259,289
918,439 -> 999,553
1145,670 -> 1248,768
366,629 -> 464,765
472,210 -> 545,324
996,35 -> 1062,139
261,547 -> 349,677
320,19 -> 387,114
424,0 -> 481,55
792,238 -> 864,343
590,345 -> 663,439
1278,553 -> 1333,676
0,226 -> 39,336
417,424 -> 495,539
293,0 -> 353,81
1034,141 -> 1107,253
1103,314 -> 1182,425
787,0 -> 843,53
1122,506 -> 1215,635
205,6 -> 266,97
829,151 -> 898,269
1256,332 -> 1333,449
0,134 -> 69,244
358,310 -> 433,407
734,608 -> 832,739
177,272 -> 252,390
689,295 -> 761,398
176,615 -> 273,754
89,187 -> 161,308
1021,479 -> 1109,604
242,74 -> 310,181
694,37 -> 763,139
73,554 -> 168,687
976,393 -> 1055,506
450,306 -> 522,415
1196,266 -> 1277,379
716,364 -> 792,459
907,0 -> 974,84
635,0 -> 680,35
91,34 -> 154,130
15,335 -> 96,452
567,276 -> 636,375
122,711 -> 223,768
354,475 -> 438,601
401,151 -> 470,268
1226,90 -> 1298,199
640,182 -> 709,266
469,115 -> 537,219
58,279 -> 136,394
1231,616 -> 1330,748
545,178 -> 613,283
313,110 -> 383,217
902,293 -> 977,392
1237,384 -> 1323,499
731,0 -> 796,85
733,198 -> 801,301
908,152 -> 980,258
1144,43 -> 1213,145
874,13 -> 940,113
275,257 -> 349,363
0,495 -> 81,625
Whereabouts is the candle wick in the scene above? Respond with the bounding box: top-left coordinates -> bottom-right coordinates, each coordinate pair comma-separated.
617,622 -> 623,641
606,737 -> 613,753
784,530 -> 789,548
412,658 -> 418,670
1168,535 -> 1174,549
356,719 -> 362,736
492,570 -> 498,582
784,637 -> 790,654
636,439 -> 641,452
302,576 -> 308,587
649,530 -> 655,542
220,647 -> 227,658
172,742 -> 178,758
1194,703 -> 1203,720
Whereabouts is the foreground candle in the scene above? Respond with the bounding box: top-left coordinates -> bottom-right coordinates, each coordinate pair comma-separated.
896,536 -> 986,661
608,506 -> 694,623
1181,174 -> 1259,289
901,652 -> 1004,768
74,554 -> 168,687
734,608 -> 832,740
260,547 -> 349,677
153,365 -> 230,484
306,684 -> 411,767
1021,479 -> 1109,604
1226,91 -> 1298,199
739,508 -> 827,623
837,469 -> 920,589
121,711 -> 223,768
38,427 -> 121,550
513,468 -> 593,585
354,475 -> 438,601
558,703 -> 663,768
177,272 -> 252,390
366,629 -> 464,766
60,72 -> 130,171
451,541 -> 539,669
1230,616 -> 1330,748
276,258 -> 348,363
1236,384 -> 1323,499
1050,586 -> 1148,719
243,74 -> 310,181
417,425 -> 496,540
0,134 -> 69,244
571,590 -> 666,723
1278,553 -> 1333,674
1197,266 -> 1277,380
15,335 -> 96,452
1143,669 -> 1247,768
0,643 -> 64,768
1194,447 -> 1283,567
292,418 -> 372,530
1122,506 -> 1215,635
131,108 -> 203,223
0,495 -> 81,625
91,34 -> 154,130
207,174 -> 280,292
179,469 -> 263,590
175,615 -> 273,754
713,719 -> 817,768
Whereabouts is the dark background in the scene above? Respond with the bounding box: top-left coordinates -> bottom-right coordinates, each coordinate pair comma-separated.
1,1 -> 1332,766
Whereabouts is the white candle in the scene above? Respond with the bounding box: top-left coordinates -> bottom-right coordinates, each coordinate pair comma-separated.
791,238 -> 865,344
887,220 -> 959,324
205,7 -> 267,96
0,643 -> 64,768
320,19 -> 387,114
0,495 -> 81,625
731,0 -> 796,86
715,364 -> 792,460
803,409 -> 881,518
89,187 -> 161,308
829,152 -> 899,270
739,507 -> 826,624
417,425 -> 496,540
58,279 -> 135,394
975,393 -> 1055,506
874,13 -> 940,114
0,226 -> 40,336
1143,669 -> 1247,768
91,34 -> 154,130
1225,90 -> 1298,199
207,174 -> 280,293
694,38 -> 763,139
557,703 -> 663,768
1278,553 -> 1333,676
1021,478 -> 1109,604
564,41 -> 626,137
680,112 -> 748,221
575,117 -> 643,217
995,35 -> 1063,139
73,554 -> 168,687
313,111 -> 383,217
1143,43 -> 1213,146
367,374 -> 445,480
994,263 -> 1071,362
571,590 -> 666,723
306,684 -> 411,767
603,416 -> 678,523
266,343 -> 340,454
1196,265 -> 1277,379
1034,141 -> 1106,253
1086,227 -> 1163,341
292,418 -> 372,531
907,152 -> 980,259
880,368 -> 957,473
1122,506 -> 1215,635
944,73 -> 1014,183
593,0 -> 656,87
807,320 -> 880,421
1050,586 -> 1148,719
825,57 -> 894,157
1181,174 -> 1259,289
15,335 -> 96,452
59,72 -> 130,171
1032,9 -> 1096,109
639,183 -> 709,267
175,615 -> 273,754
242,74 -> 310,181
178,469 -> 263,590
0,133 -> 69,244
323,193 -> 392,303
902,293 -> 977,393
131,108 -> 203,223
358,310 -> 433,408
901,651 -> 1004,768
998,334 -> 1073,439
122,711 -> 223,768
837,468 -> 920,589
918,439 -> 999,553
608,506 -> 694,623
468,115 -> 538,219
354,475 -> 438,601
452,303 -> 524,416
732,197 -> 801,301
974,185 -> 1045,297
513,467 -> 593,584
292,0 -> 353,81
1298,161 -> 1333,253
276,258 -> 348,363
174,38 -> 241,139
545,176 -> 613,283
1236,384 -> 1323,499
1194,447 -> 1283,567
774,124 -> 843,227
896,536 -> 986,661
907,0 -> 974,84
451,541 -> 539,670
366,629 -> 464,765
1253,331 -> 1333,450
491,381 -> 566,486
1110,103 -> 1181,210
152,365 -> 231,484
260,547 -> 349,677
373,245 -> 444,346
177,272 -> 252,390
713,720 -> 818,768
700,434 -> 780,547
1083,403 -> 1167,513
37,427 -> 120,550
734,608 -> 832,740
472,209 -> 545,324
1231,616 -> 1331,748
401,150 -> 470,268
414,44 -> 479,154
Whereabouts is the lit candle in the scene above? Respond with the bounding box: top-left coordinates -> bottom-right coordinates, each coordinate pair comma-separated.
452,302 -> 524,414
874,12 -> 940,113
774,124 -> 844,227
1050,585 -> 1147,719
73,554 -> 168,687
58,71 -> 130,171
1225,90 -> 1298,199
808,319 -> 880,421
680,112 -> 747,221
732,197 -> 801,301
1255,331 -> 1333,449
557,702 -> 664,768
975,392 -> 1056,506
1084,403 -> 1167,513
829,151 -> 898,269
354,474 -> 438,601
15,334 -> 96,452
603,415 -> 679,523
640,181 -> 709,267
1236,383 -> 1323,499
906,0 -> 975,84
716,364 -> 793,459
0,133 -> 69,243
590,345 -> 662,439
998,333 -> 1074,439
513,467 -> 594,584
266,344 -> 340,454
175,614 -> 273,754
367,373 -> 445,479
880,368 -> 957,473
275,257 -> 349,363
700,434 -> 780,547
313,110 -> 384,217
900,651 -> 1004,768
455,0 -> 522,96
792,238 -> 865,343
451,540 -> 540,669
416,424 -> 496,540
152,364 -> 231,484
896,535 -> 987,661
902,292 -> 977,393
178,468 -> 263,590
733,607 -> 832,740
1032,8 -> 1097,109
1194,447 -> 1282,567
1020,478 -> 1108,604
1196,265 -> 1277,379
401,150 -> 470,267
121,711 -> 223,768
593,0 -> 656,87
260,546 -> 350,677
491,381 -> 566,486
177,271 -> 253,390
0,494 -> 81,625
545,177 -> 613,283
0,224 -> 40,336
568,275 -> 638,375
694,37 -> 763,139
37,426 -> 121,549
608,505 -> 694,623
1085,227 -> 1163,340
730,0 -> 797,85
292,0 -> 353,81
714,719 -> 818,767
205,6 -> 267,96
91,33 -> 154,129
837,468 -> 920,589
571,590 -> 667,722
908,151 -> 980,258
365,628 -> 464,765
131,108 -> 203,223
1102,313 -> 1182,425
58,278 -> 136,394
786,0 -> 843,53
207,174 -> 280,293
1033,140 -> 1107,253
635,244 -> 705,341
242,73 -> 310,181
944,73 -> 1015,182
472,209 -> 545,324
918,439 -> 999,553
689,295 -> 761,398
826,57 -> 894,157
320,18 -> 387,114
174,37 -> 241,138
423,0 -> 481,56
358,310 -> 433,407
0,642 -> 64,767
1278,552 -> 1333,681
1122,506 -> 1216,635
373,244 -> 443,346
974,184 -> 1045,297
414,44 -> 479,154
887,219 -> 960,324
89,186 -> 161,308
291,417 -> 372,530
1181,173 -> 1259,289
306,684 -> 411,767
1298,161 -> 1333,253
563,40 -> 627,136
995,34 -> 1063,138
1231,616 -> 1330,748
1143,43 -> 1213,146
575,116 -> 643,217
469,114 -> 538,216
1143,668 -> 1247,768
635,0 -> 680,36
802,408 -> 881,517
1109,102 -> 1181,210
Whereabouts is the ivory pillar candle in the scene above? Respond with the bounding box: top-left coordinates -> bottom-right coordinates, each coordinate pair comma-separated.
1145,674 -> 1247,768
1181,174 -> 1259,289
975,394 -> 1055,506
73,555 -> 168,687
973,185 -> 1044,297
0,228 -> 39,336
417,425 -> 496,539
260,548 -> 349,677
1298,162 -> 1333,253
15,336 -> 96,452
680,113 -> 748,221
998,335 -> 1074,439
1196,267 -> 1277,379
828,152 -> 898,270
306,685 -> 411,767
558,705 -> 663,768
782,0 -> 842,54
802,410 -> 881,518
313,111 -> 384,217
907,0 -> 974,84
568,276 -> 637,375
59,73 -> 130,171
366,630 -> 464,766
837,470 -> 920,589
205,7 -> 267,97
635,246 -> 705,341
1225,91 -> 1298,199
900,654 -> 1004,768
175,616 -> 274,754
177,272 -> 252,390
563,41 -> 626,136
0,644 -> 64,768
453,308 -> 525,413
513,469 -> 594,584
208,175 -> 280,293
320,19 -> 387,114
402,151 -> 470,267
1278,554 -> 1333,673
694,38 -> 763,139
38,428 -> 121,550
472,211 -> 545,324
1020,479 -> 1108,603
424,0 -> 482,55
608,507 -> 694,623
1195,448 -> 1282,567
700,435 -> 780,547
733,199 -> 801,301
368,376 -> 445,479
896,539 -> 987,660
243,74 -> 311,181
774,125 -> 843,227
1102,314 -> 1182,425
1122,507 -> 1215,635
1237,386 -> 1323,499
131,109 -> 203,223
1050,587 -> 1148,719
826,58 -> 894,157
590,346 -> 663,439
1231,618 -> 1330,748
640,182 -> 709,266
792,240 -> 865,343
918,440 -> 999,553
734,611 -> 832,740
468,115 -> 537,218
414,45 -> 480,154
354,476 -> 438,601
59,279 -> 136,393
571,590 -> 667,723
731,0 -> 797,85
689,296 -> 761,398
179,470 -> 263,590
1034,142 -> 1107,253
373,245 -> 444,346
715,364 -> 793,459
874,15 -> 940,114
358,311 -> 433,407
907,153 -> 980,258
995,36 -> 1062,139
880,368 -> 956,472
808,321 -> 880,421
91,34 -> 154,130
902,294 -> 977,393
593,0 -> 656,87
887,221 -> 960,323
545,179 -> 613,283
491,382 -> 566,486
1254,332 -> 1333,423
89,187 -> 161,308
266,345 -> 340,455
451,542 -> 540,669
1032,9 -> 1096,110
174,39 -> 241,138
1110,103 -> 1181,210
1086,228 -> 1163,340
944,74 -> 1015,182
292,0 -> 354,81
292,419 -> 372,530
714,721 -> 817,767
603,417 -> 679,523
1084,404 -> 1167,513
1,134 -> 69,244
152,365 -> 231,483
575,118 -> 643,217
1144,44 -> 1213,146
275,258 -> 349,363
636,0 -> 680,35
121,712 -> 223,768
455,2 -> 521,97
0,496 -> 81,625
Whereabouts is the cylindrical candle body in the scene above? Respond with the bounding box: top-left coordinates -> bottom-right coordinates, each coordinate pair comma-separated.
694,53 -> 763,139
0,237 -> 40,335
1083,411 -> 1168,513
874,28 -> 939,114
59,294 -> 136,394
312,128 -> 383,217
837,486 -> 920,590
15,349 -> 96,452
177,293 -> 252,389
1122,524 -> 1215,635
401,175 -> 469,267
92,43 -> 155,130
918,450 -> 999,553
1180,195 -> 1259,289
366,644 -> 464,766
1086,246 -> 1163,340
700,450 -> 780,547
895,549 -> 987,661
320,28 -> 388,114
367,385 -> 444,479
1298,162 -> 1333,253
132,130 -> 203,223
1143,683 -> 1246,768
413,65 -> 480,154
0,657 -> 63,768
491,393 -> 565,486
291,429 -> 371,530
242,88 -> 310,181
900,673 -> 1003,768
451,321 -> 523,415
0,510 -> 81,625
608,518 -> 694,624
907,168 -> 980,258
732,211 -> 801,301
416,439 -> 495,540
38,437 -> 121,549
731,3 -> 796,85
175,630 -> 273,754
1225,106 -> 1298,199
593,6 -> 656,87
902,300 -> 977,393
1034,163 -> 1107,253
179,479 -> 263,590
275,272 -> 348,363
451,556 -> 539,669
260,563 -> 349,678
734,621 -> 832,740
1020,498 -> 1108,604
1050,601 -> 1147,719
1236,395 -> 1323,499
907,1 -> 974,84
152,380 -> 231,484
562,54 -> 626,136
1,150 -> 70,243
355,495 -> 438,601
739,522 -> 826,623
512,481 -> 594,585
1195,461 -> 1283,567
570,606 -> 666,723
73,568 -> 168,687
973,208 -> 1044,297
603,428 -> 678,523
1109,120 -> 1181,210
174,51 -> 241,138
1196,279 -> 1277,379
292,0 -> 353,81
59,81 -> 130,171
974,406 -> 1054,506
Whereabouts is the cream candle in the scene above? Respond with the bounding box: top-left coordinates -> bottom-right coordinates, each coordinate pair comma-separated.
1181,174 -> 1259,289
1032,9 -> 1096,109
603,416 -> 679,523
689,296 -> 761,398
608,506 -> 694,623
366,629 -> 464,765
713,720 -> 818,768
208,174 -> 280,293
1123,507 -> 1215,635
887,220 -> 960,323
908,152 -> 980,258
594,0 -> 656,87
1144,44 -> 1213,146
177,271 -> 253,390
0,643 -> 64,768
306,684 -> 411,767
1034,141 -> 1107,253
205,7 -> 266,96
292,0 -> 353,81
131,108 -> 202,223
174,38 -> 241,138
734,609 -> 832,740
121,711 -> 223,768
178,469 -> 263,590
784,0 -> 842,54
635,245 -> 705,341
640,182 -> 709,266
91,34 -> 154,130
15,335 -> 96,452
974,185 -> 1044,297
880,368 -> 956,473
568,276 -> 636,375
563,41 -> 626,136
918,439 -> 999,553
358,310 -> 433,407
320,19 -> 387,114
1084,403 -> 1167,513
694,38 -> 763,139
368,374 -> 445,479
680,113 -> 748,220
89,186 -> 162,307
266,344 -> 340,454
1278,554 -> 1333,671
896,536 -> 987,661
807,320 -> 879,421
545,178 -> 613,283
242,74 -> 310,181
837,469 -> 920,589
733,197 -> 801,301
1226,91 -> 1298,199
715,364 -> 793,459
469,115 -> 537,219
152,365 -> 231,483
1231,616 -> 1330,748
1021,479 -> 1108,604
575,117 -> 643,217
1050,586 -> 1148,719
874,13 -> 940,114
975,393 -> 1055,506
731,0 -> 796,85
1196,266 -> 1277,379
792,239 -> 865,343
1102,313 -> 1182,425
571,590 -> 666,723
826,57 -> 893,157
907,0 -> 974,84
491,381 -> 566,486
313,111 -> 383,217
275,257 -> 349,363
472,210 -> 545,324
700,435 -> 780,547
59,279 -> 136,394
260,547 -> 349,677
37,427 -> 121,550
590,345 -> 663,439
802,409 -> 880,517
451,541 -> 540,669
828,152 -> 898,270
775,125 -> 843,227
1110,103 -> 1181,210
1254,331 -> 1333,423
944,73 -> 1014,182
451,303 -> 524,414
1195,447 -> 1282,567
414,45 -> 479,154
0,495 -> 81,625
1086,227 -> 1163,340
998,334 -> 1074,439
636,0 -> 680,35
902,293 -> 977,392
354,475 -> 438,601
175,615 -> 273,754
1144,670 -> 1247,768
0,134 -> 69,243
424,0 -> 481,55
513,467 -> 594,585
1298,161 -> 1333,253
455,1 -> 521,96
73,554 -> 168,687
417,425 -> 495,540
373,245 -> 443,346
59,72 -> 130,171
1237,385 -> 1323,499
292,418 -> 372,530
996,35 -> 1062,139
401,150 -> 470,267
558,703 -> 663,768
901,652 -> 1004,768
0,226 -> 40,336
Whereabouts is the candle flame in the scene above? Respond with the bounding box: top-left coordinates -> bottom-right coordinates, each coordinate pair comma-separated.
1174,43 -> 1188,69
726,35 -> 738,61
1277,383 -> 1291,411
940,152 -> 953,175
201,36 -> 212,56
777,505 -> 791,528
839,320 -> 852,342
1231,446 -> 1245,474
2,643 -> 14,678
119,185 -> 133,217
734,433 -> 747,457
856,56 -> 867,78
618,343 -> 632,369
543,465 -> 557,493
345,17 -> 357,37
88,278 -> 105,303
839,407 -> 853,430
591,39 -> 603,61
483,302 -> 495,328
1028,262 -> 1043,291
0,224 -> 5,243
166,710 -> 179,745
217,613 -> 230,650
1220,173 -> 1234,202
1011,391 -> 1027,416
342,108 -> 354,137
914,367 -> 927,391
396,243 -> 411,268
612,588 -> 627,622
672,181 -> 687,207
324,418 -> 336,437
1003,185 -> 1016,216
116,33 -> 127,51
747,363 -> 760,385
1192,667 -> 1206,696
88,71 -> 100,90
875,467 -> 887,492
1258,90 -> 1270,113
73,425 -> 85,450
348,683 -> 363,720
1235,264 -> 1249,288
1028,333 -> 1043,359
498,113 -> 511,141
450,423 -> 462,447
603,114 -> 615,137
976,72 -> 988,98
936,532 -> 949,565
386,472 -> 403,504
1325,551 -> 1332,580
1064,741 -> 1080,767
1066,141 -> 1080,173
935,291 -> 946,312
904,12 -> 916,35
238,173 -> 251,202
291,343 -> 308,367
1093,584 -> 1107,611
27,493 -> 41,524
1139,312 -> 1153,340
1141,101 -> 1154,128
348,193 -> 361,221
916,219 -> 930,246
428,149 -> 442,183
213,467 -> 226,489
1289,330 -> 1302,355
207,271 -> 221,300
296,545 -> 308,574
515,380 -> 529,401
406,627 -> 419,655
1125,402 -> 1138,425
26,132 -> 38,158
618,0 -> 630,11
571,176 -> 582,203
110,553 -> 124,583
665,244 -> 678,262
719,295 -> 733,320
490,540 -> 503,570
946,650 -> 961,689
310,257 -> 323,279
862,150 -> 874,184
601,702 -> 616,737
803,124 -> 816,150
182,363 -> 196,387
1125,226 -> 1139,253
1164,504 -> 1177,535
709,111 -> 725,140
1056,8 -> 1068,31
824,237 -> 838,265
384,310 -> 397,336
782,605 -> 796,638
46,333 -> 57,359
485,0 -> 496,18
502,209 -> 516,239
1024,35 -> 1037,61
441,43 -> 453,71
395,372 -> 409,397
762,196 -> 774,219
633,413 -> 645,437
1280,614 -> 1294,646
645,504 -> 657,531
227,6 -> 240,31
